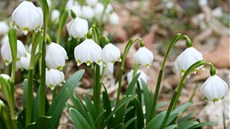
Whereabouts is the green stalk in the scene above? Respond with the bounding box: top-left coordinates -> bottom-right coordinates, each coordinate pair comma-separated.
93,64 -> 101,116
151,33 -> 182,118
26,69 -> 33,125
160,60 -> 213,129
8,29 -> 18,129
39,0 -> 49,116
116,38 -> 144,105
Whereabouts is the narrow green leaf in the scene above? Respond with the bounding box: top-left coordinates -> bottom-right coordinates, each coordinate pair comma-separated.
69,108 -> 92,129
190,122 -> 216,129
177,121 -> 199,129
121,116 -> 137,129
83,94 -> 96,120
0,106 -> 12,129
23,79 -> 28,108
35,116 -> 52,129
57,10 -> 68,44
47,70 -> 85,129
165,125 -> 177,129
125,73 -> 141,95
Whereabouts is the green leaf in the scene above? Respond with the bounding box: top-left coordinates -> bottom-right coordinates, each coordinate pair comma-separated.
57,10 -> 68,44
69,108 -> 92,129
23,79 -> 28,108
35,116 -> 52,129
177,121 -> 199,129
178,113 -> 193,123
121,116 -> 137,129
47,69 -> 85,129
165,125 -> 177,129
0,113 -> 7,129
145,111 -> 166,129
83,94 -> 96,120
0,105 -> 12,129
125,73 -> 141,95
190,122 -> 216,129
102,88 -> 112,128
17,108 -> 26,127
95,110 -> 107,129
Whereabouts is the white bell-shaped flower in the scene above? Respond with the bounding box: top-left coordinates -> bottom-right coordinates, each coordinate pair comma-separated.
45,42 -> 68,70
198,0 -> 208,6
86,0 -> 98,6
67,2 -> 82,17
105,4 -> 113,14
81,6 -> 94,19
127,69 -> 148,85
134,47 -> 154,68
94,3 -> 106,21
109,12 -> 119,25
51,9 -> 60,22
0,21 -> 9,35
12,1 -> 43,35
1,39 -> 27,65
1,35 -> 9,45
16,53 -> 30,70
174,47 -> 203,74
200,75 -> 228,104
0,74 -> 11,80
46,68 -> 65,90
102,43 -> 121,64
100,62 -> 114,76
74,39 -> 102,66
66,17 -> 88,38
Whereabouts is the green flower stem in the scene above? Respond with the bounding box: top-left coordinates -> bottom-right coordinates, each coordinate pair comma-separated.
39,0 -> 49,117
57,10 -> 68,44
132,64 -> 139,79
160,60 -> 214,129
151,33 -> 182,118
93,64 -> 101,116
8,29 -> 18,129
116,38 -> 144,105
26,69 -> 33,125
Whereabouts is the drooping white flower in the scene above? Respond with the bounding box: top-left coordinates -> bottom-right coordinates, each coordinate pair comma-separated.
12,1 -> 43,35
174,47 -> 203,74
1,39 -> 27,65
198,0 -> 208,6
105,4 -> 113,14
94,3 -> 106,21
0,74 -> 11,80
127,69 -> 148,85
16,53 -> 30,70
102,43 -> 121,64
212,7 -> 223,17
200,75 -> 228,104
86,0 -> 98,6
1,35 -> 9,45
100,62 -> 114,76
51,9 -> 60,22
45,42 -> 68,70
28,44 -> 39,54
66,17 -> 88,38
134,47 -> 154,68
81,6 -> 94,19
46,68 -> 65,90
67,2 -> 82,17
0,21 -> 9,35
74,39 -> 102,66
109,12 -> 119,25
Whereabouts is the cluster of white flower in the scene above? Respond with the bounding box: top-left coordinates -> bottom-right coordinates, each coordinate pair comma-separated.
66,0 -> 119,25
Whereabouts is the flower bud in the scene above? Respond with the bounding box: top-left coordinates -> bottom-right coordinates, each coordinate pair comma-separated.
1,39 -> 27,65
16,53 -> 30,70
109,12 -> 119,25
74,39 -> 102,66
0,21 -> 9,35
102,43 -> 121,64
127,69 -> 147,85
134,47 -> 154,68
46,68 -> 65,90
81,6 -> 94,19
12,1 -> 43,35
200,75 -> 228,104
174,47 -> 203,75
66,17 -> 88,38
45,42 -> 68,70
0,74 -> 11,80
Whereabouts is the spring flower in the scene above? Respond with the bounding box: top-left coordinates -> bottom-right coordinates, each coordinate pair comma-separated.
81,6 -> 94,19
1,35 -> 8,45
66,17 -> 88,38
94,3 -> 106,21
74,39 -> 102,66
109,12 -> 119,25
127,69 -> 147,84
67,2 -> 82,17
51,9 -> 60,22
16,53 -> 30,70
134,47 -> 154,68
12,1 -> 43,35
1,39 -> 27,65
0,21 -> 9,35
198,0 -> 208,6
0,74 -> 10,80
45,42 -> 68,70
46,68 -> 65,90
200,75 -> 228,104
86,0 -> 98,6
174,47 -> 203,75
101,43 -> 121,64
100,63 -> 114,76
105,4 -> 113,14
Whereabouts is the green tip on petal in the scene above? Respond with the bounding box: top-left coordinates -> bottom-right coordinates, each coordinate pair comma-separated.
86,60 -> 91,66
213,98 -> 219,103
22,27 -> 29,35
76,59 -> 82,66
50,84 -> 55,90
57,66 -> 63,70
146,64 -> 150,68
